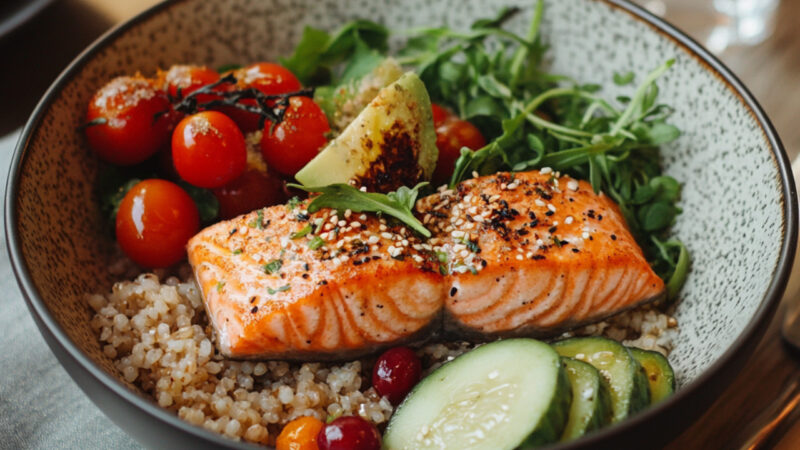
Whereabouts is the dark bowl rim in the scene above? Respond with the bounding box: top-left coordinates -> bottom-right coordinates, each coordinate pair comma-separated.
4,0 -> 797,448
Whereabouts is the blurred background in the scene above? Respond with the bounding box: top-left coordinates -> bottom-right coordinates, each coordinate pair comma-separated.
0,0 -> 798,448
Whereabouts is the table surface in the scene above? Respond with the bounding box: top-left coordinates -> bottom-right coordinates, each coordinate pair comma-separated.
2,0 -> 800,448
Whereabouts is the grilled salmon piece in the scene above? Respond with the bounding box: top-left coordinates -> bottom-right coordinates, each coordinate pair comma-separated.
416,170 -> 665,338
187,202 -> 445,360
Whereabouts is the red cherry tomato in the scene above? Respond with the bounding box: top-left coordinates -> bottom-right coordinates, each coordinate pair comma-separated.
172,111 -> 247,189
260,96 -> 330,176
372,346 -> 422,405
432,118 -> 486,185
213,169 -> 289,219
430,103 -> 451,129
85,76 -> 175,165
317,416 -> 381,450
223,63 -> 303,132
164,65 -> 220,103
115,179 -> 199,268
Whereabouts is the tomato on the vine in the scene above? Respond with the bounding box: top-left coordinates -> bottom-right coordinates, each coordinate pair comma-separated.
222,62 -> 303,132
115,179 -> 199,268
164,65 -> 220,103
85,76 -> 176,165
213,169 -> 288,219
172,111 -> 247,189
432,112 -> 486,186
260,96 -> 330,176
430,103 -> 450,129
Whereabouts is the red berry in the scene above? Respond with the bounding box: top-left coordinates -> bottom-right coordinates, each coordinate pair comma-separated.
372,346 -> 422,405
317,416 -> 381,450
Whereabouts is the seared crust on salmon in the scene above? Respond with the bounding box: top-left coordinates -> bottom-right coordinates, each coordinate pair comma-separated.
188,170 -> 665,360
416,171 -> 665,338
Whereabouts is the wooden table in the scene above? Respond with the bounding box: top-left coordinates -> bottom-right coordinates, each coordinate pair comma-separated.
1,0 -> 799,448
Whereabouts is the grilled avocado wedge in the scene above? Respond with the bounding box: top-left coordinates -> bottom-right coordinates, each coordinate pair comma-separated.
383,338 -> 571,450
295,72 -> 437,192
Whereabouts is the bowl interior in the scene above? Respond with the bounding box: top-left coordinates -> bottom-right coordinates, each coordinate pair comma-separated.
11,0 -> 787,412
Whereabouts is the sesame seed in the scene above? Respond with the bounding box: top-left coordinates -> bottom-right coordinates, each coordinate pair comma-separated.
329,215 -> 338,224
526,252 -> 534,258
540,167 -> 553,175
553,221 -> 559,226
359,214 -> 367,221
351,221 -> 361,228
460,250 -> 470,258
536,239 -> 544,246
367,235 -> 379,245
338,220 -> 347,227
489,194 -> 501,202
323,223 -> 333,231
453,244 -> 466,252
413,244 -> 423,250
452,230 -> 465,238
500,183 -> 508,190
547,204 -> 556,212
534,199 -> 546,207
332,257 -> 342,266
401,239 -> 409,247
582,232 -> 590,239
472,171 -> 480,178
565,216 -> 574,224
567,179 -> 579,191
359,186 -> 367,192
412,255 -> 424,263
379,224 -> 388,231
380,232 -> 393,240
336,240 -> 344,248
344,209 -> 352,218
516,254 -> 524,260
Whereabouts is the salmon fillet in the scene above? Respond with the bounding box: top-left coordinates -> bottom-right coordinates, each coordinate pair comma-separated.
187,203 -> 445,360
188,170 -> 665,360
416,171 -> 665,338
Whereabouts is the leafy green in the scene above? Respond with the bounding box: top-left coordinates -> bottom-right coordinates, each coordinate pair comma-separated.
289,183 -> 430,237
178,182 -> 219,224
263,259 -> 283,274
280,21 -> 389,86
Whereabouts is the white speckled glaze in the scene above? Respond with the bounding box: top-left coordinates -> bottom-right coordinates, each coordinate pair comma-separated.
8,0 -> 794,447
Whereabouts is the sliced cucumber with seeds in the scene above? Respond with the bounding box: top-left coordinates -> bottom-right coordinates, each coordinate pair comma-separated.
560,357 -> 613,441
383,338 -> 571,450
629,347 -> 675,404
553,337 -> 650,423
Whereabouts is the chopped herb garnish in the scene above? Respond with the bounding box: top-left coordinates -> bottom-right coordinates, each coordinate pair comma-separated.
216,281 -> 225,292
267,284 -> 291,295
256,210 -> 265,229
290,224 -> 313,239
233,249 -> 243,255
287,196 -> 301,210
263,259 -> 283,274
308,236 -> 325,250
467,265 -> 478,275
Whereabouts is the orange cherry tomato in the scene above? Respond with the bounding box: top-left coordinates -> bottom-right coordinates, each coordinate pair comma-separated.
260,96 -> 330,176
171,111 -> 247,189
432,118 -> 486,185
115,179 -> 199,268
85,76 -> 176,165
276,416 -> 324,450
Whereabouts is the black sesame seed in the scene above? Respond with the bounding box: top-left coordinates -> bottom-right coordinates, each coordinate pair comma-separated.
571,248 -> 579,253
545,211 -> 554,216
548,226 -> 557,233
450,287 -> 458,297
611,234 -> 617,240
250,306 -> 258,313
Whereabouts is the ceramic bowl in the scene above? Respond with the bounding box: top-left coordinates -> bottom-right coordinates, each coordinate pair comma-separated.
6,0 -> 796,448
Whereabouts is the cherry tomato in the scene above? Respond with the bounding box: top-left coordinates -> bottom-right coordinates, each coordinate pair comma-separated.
430,103 -> 451,129
277,416 -> 324,450
317,416 -> 381,450
223,63 -> 303,132
372,346 -> 422,405
115,179 -> 199,268
172,111 -> 247,188
85,76 -> 176,165
214,169 -> 288,219
260,96 -> 330,176
432,118 -> 486,185
164,65 -> 220,102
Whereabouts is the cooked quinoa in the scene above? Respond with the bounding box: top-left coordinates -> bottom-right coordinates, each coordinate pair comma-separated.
88,271 -> 678,446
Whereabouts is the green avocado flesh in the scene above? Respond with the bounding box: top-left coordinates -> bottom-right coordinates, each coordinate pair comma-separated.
295,72 -> 437,192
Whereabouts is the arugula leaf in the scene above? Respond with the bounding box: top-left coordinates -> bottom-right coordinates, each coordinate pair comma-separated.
289,183 -> 431,237
178,182 -> 220,223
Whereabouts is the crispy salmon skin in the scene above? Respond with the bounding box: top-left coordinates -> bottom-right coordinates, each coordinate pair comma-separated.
416,171 -> 665,338
187,202 -> 445,360
188,170 -> 665,359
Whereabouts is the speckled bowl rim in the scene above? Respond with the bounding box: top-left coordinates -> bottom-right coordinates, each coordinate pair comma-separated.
5,0 -> 797,448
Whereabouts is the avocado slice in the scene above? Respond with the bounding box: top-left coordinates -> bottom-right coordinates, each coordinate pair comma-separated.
295,72 -> 437,192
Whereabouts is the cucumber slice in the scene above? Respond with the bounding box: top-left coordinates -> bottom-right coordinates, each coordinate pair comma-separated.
383,339 -> 571,450
552,337 -> 650,423
560,357 -> 613,441
629,347 -> 675,404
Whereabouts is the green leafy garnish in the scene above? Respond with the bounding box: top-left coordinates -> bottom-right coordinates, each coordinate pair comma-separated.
267,284 -> 291,295
290,224 -> 313,239
216,281 -> 225,292
263,259 -> 283,274
233,249 -> 243,255
178,182 -> 220,224
289,183 -> 431,238
287,197 -> 301,211
308,236 -> 326,250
